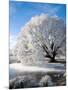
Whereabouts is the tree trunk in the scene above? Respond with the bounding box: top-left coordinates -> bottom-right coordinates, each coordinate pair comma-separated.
49,56 -> 56,62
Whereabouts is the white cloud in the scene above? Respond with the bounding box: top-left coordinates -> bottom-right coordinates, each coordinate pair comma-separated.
10,34 -> 17,49
47,6 -> 61,16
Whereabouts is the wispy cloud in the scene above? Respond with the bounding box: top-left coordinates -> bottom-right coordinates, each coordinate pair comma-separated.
9,2 -> 17,17
47,6 -> 61,16
10,34 -> 17,49
32,3 -> 62,16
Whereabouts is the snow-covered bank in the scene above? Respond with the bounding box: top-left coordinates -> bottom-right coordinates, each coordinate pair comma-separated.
9,63 -> 65,80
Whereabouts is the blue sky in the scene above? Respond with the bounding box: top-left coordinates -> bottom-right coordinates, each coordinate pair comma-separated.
9,1 -> 66,48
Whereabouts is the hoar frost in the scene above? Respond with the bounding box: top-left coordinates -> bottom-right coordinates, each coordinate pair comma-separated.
13,14 -> 66,65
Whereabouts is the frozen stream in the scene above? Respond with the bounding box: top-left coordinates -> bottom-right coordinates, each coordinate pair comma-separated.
9,63 -> 65,80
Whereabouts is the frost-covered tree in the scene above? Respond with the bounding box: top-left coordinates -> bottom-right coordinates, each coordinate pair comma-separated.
41,35 -> 65,62
14,14 -> 66,64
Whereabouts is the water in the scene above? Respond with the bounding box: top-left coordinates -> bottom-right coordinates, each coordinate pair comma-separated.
9,63 -> 65,80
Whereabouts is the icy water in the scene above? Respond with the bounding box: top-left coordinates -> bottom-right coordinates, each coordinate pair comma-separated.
9,63 -> 65,80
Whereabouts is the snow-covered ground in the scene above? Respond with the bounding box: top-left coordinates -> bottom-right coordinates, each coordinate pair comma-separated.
9,63 -> 65,80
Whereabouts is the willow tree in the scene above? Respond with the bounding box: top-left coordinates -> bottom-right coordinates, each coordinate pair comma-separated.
14,14 -> 66,64
41,35 -> 65,62
29,15 -> 66,62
